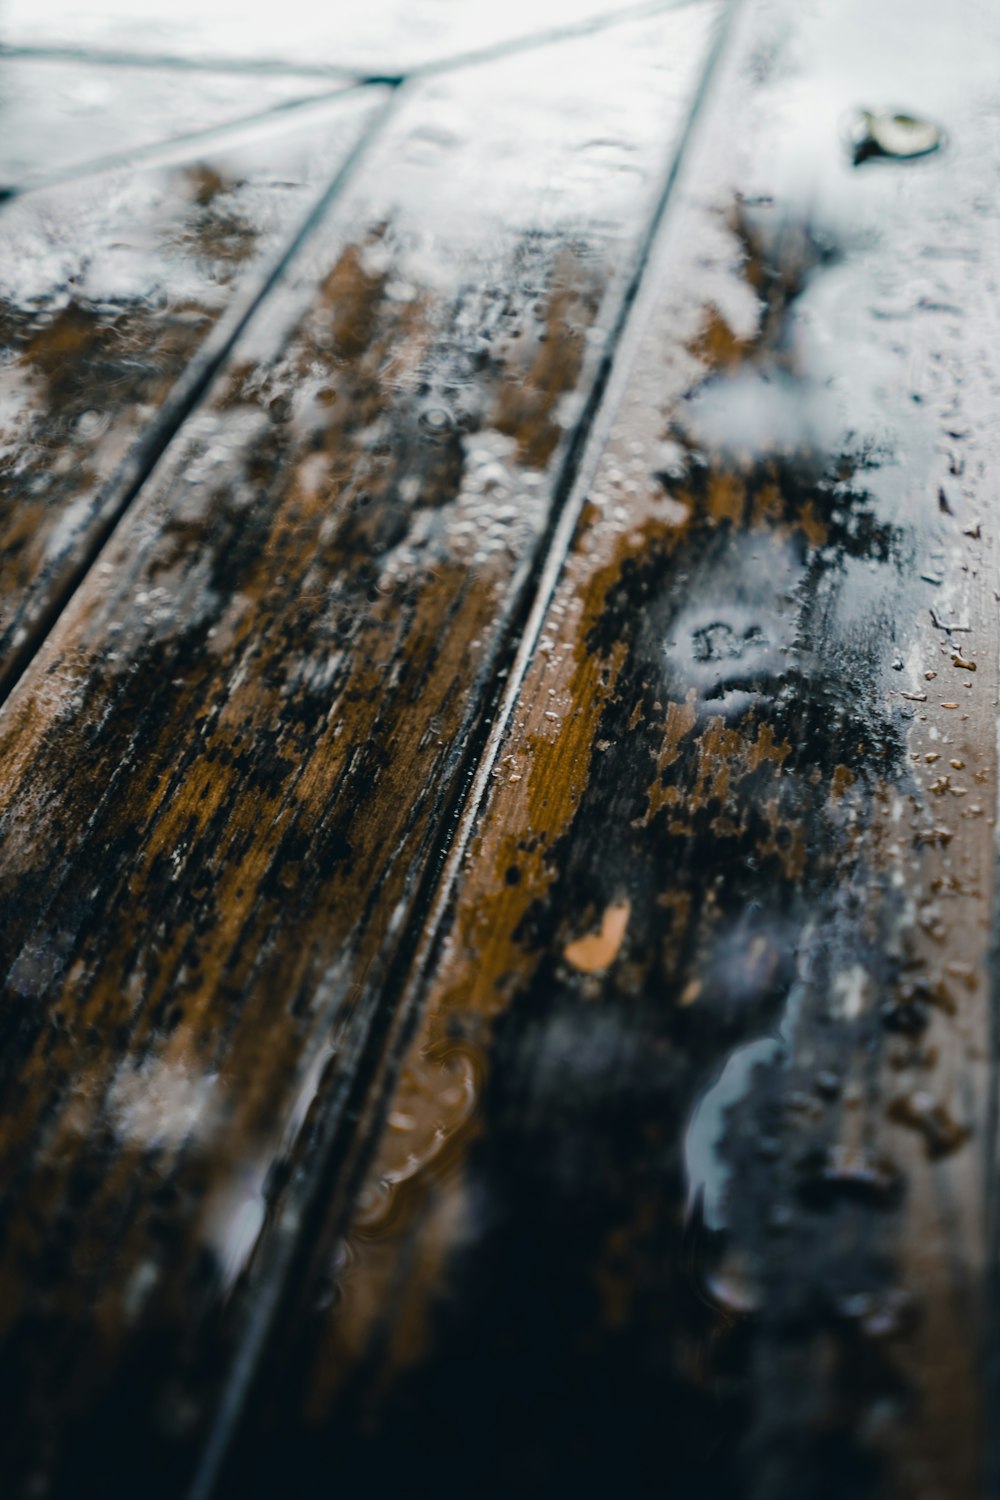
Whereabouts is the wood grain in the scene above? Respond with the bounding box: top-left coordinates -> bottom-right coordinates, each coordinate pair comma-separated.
0,9 -> 721,1494
240,2 -> 1000,1497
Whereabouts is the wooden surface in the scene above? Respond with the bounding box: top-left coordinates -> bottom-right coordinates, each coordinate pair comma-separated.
1,1 -> 998,1497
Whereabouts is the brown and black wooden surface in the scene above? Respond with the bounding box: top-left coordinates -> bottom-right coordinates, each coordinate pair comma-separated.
0,1 -> 998,1496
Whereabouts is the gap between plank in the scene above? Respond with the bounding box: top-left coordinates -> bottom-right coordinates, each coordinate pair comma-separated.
0,41 -> 362,80
0,79 -> 370,202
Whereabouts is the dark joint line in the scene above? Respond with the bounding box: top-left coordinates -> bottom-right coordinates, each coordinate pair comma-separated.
0,40 -> 362,81
0,80 -> 383,204
407,0 -> 715,82
0,0 -> 709,95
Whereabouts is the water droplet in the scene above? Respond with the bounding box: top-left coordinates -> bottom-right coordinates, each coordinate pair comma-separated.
419,404 -> 455,436
703,1254 -> 763,1318
848,109 -> 944,165
835,1287 -> 914,1341
75,409 -> 108,440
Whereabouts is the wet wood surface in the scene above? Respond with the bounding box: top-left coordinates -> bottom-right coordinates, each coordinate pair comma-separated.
227,1 -> 1000,1496
0,6 -> 722,1495
1,1 -> 998,1497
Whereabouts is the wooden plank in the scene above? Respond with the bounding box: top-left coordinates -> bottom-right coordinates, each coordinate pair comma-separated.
0,88 -> 382,697
0,57 -> 328,192
0,8 -> 722,1495
4,0 -> 710,75
246,1 -> 1000,1496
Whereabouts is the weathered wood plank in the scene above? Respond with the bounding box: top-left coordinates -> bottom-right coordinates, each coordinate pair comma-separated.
246,1 -> 1000,1496
0,9 -> 721,1494
0,57 -> 329,192
0,88 -> 382,697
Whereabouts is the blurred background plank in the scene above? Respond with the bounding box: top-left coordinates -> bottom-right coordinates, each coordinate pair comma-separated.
0,86 -> 383,698
2,0 -> 712,77
0,57 -> 345,192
